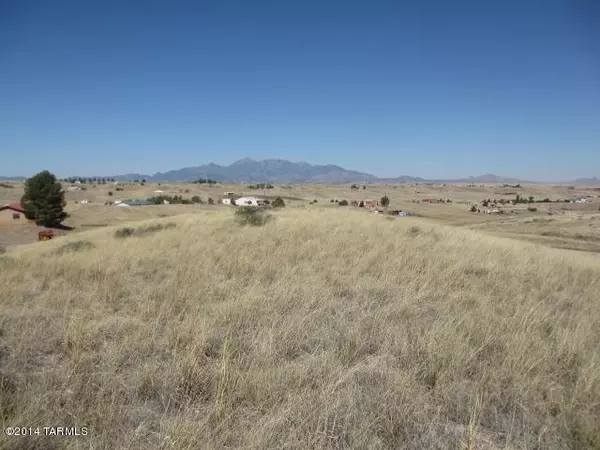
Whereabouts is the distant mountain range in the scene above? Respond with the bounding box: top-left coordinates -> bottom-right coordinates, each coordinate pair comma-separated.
1,159 -> 598,184
105,160 -> 537,184
574,177 -> 600,185
106,158 -> 425,184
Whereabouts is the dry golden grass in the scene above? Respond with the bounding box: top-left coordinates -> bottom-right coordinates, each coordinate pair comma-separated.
1,208 -> 600,449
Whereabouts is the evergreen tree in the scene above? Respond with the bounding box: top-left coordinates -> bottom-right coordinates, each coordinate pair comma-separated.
380,195 -> 390,207
21,170 -> 67,227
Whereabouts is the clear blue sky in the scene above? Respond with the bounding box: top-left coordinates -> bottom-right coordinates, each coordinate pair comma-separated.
1,0 -> 599,180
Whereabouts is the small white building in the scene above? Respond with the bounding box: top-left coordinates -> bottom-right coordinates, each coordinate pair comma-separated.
235,196 -> 262,206
222,198 -> 232,205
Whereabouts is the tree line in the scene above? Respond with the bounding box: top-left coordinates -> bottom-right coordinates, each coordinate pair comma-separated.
60,177 -> 116,184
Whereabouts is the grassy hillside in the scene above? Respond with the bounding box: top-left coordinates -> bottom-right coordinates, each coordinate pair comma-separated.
1,209 -> 599,449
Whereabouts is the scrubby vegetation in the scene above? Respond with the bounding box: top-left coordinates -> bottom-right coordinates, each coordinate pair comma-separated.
114,222 -> 177,238
193,178 -> 218,185
148,195 -> 204,205
1,209 -> 599,449
52,240 -> 95,255
271,196 -> 285,208
247,183 -> 274,189
234,206 -> 272,226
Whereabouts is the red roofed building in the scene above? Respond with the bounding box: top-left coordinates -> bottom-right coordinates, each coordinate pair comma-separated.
0,201 -> 30,225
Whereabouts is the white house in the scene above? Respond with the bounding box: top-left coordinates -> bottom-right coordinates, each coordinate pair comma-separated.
235,196 -> 262,206
222,198 -> 232,205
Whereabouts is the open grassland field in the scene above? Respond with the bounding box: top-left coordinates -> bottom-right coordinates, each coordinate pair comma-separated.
1,180 -> 599,253
1,208 -> 600,449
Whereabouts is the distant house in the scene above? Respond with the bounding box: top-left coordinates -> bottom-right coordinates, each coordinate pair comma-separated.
222,198 -> 232,205
364,199 -> 379,209
117,199 -> 154,207
235,196 -> 262,206
0,202 -> 29,225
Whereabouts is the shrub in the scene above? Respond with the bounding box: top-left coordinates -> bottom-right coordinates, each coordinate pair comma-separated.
208,197 -> 214,205
114,227 -> 135,238
191,196 -> 202,204
114,222 -> 176,238
108,191 -> 113,196
338,200 -> 348,206
528,206 -> 538,212
135,222 -> 176,235
54,240 -> 95,255
272,197 -> 285,208
470,205 -> 477,212
359,201 -> 364,208
330,199 -> 334,203
350,184 -> 359,189
381,195 -> 390,207
116,187 -> 124,191
234,206 -> 271,226
0,182 -> 14,188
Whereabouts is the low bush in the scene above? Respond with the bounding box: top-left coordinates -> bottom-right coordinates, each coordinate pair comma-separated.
54,240 -> 95,254
114,222 -> 176,238
338,200 -> 348,206
234,206 -> 272,226
528,206 -> 538,212
114,227 -> 135,238
271,197 -> 285,208
135,222 -> 177,235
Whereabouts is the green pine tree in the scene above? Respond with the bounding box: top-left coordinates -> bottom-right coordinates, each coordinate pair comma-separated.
21,170 -> 67,227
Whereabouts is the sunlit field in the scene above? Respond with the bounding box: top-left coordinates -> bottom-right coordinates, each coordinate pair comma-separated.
1,208 -> 599,449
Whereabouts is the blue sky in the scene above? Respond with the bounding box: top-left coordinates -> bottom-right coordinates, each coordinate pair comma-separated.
1,0 -> 599,180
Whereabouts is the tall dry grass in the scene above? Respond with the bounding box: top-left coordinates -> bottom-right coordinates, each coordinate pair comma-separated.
1,208 -> 599,449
